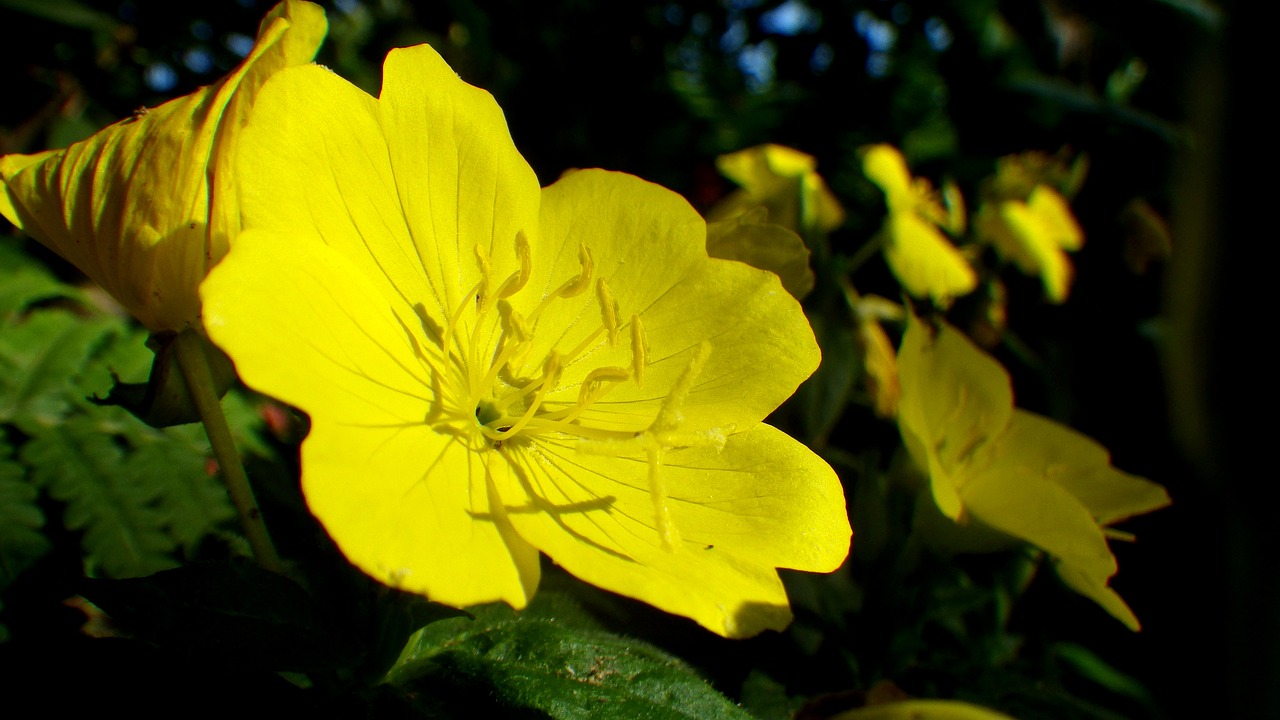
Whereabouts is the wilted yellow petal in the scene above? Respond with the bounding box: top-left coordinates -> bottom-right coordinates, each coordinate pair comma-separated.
0,0 -> 326,332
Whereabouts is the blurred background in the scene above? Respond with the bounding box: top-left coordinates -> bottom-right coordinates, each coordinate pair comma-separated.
1,1 -> 1264,718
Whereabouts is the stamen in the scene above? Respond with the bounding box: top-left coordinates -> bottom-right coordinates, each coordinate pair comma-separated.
489,352 -> 561,439
596,278 -> 620,346
576,365 -> 631,408
473,245 -> 493,303
496,231 -> 532,299
558,244 -> 594,299
630,315 -> 647,389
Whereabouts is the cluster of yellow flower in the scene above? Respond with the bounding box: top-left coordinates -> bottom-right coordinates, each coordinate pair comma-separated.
0,0 -> 1167,637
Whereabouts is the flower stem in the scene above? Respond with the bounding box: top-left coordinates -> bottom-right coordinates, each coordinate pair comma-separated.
173,330 -> 283,573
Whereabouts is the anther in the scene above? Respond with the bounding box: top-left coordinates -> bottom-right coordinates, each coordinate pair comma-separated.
576,365 -> 631,408
497,231 -> 532,299
558,244 -> 594,298
596,279 -> 620,346
630,315 -> 647,389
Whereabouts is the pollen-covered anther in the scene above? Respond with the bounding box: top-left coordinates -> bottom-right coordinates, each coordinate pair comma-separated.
576,365 -> 631,408
630,315 -> 647,389
557,244 -> 594,299
596,278 -> 620,346
496,231 -> 532,299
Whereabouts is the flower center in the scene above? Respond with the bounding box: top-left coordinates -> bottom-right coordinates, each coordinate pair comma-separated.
418,232 -> 725,551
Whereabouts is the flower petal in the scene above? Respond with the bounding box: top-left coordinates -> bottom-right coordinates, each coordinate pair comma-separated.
234,43 -> 541,333
490,423 -> 850,637
883,212 -> 977,303
706,210 -> 815,299
201,230 -> 539,607
861,144 -> 913,212
527,170 -> 820,433
1052,559 -> 1142,631
1001,411 -> 1170,526
897,315 -> 1012,519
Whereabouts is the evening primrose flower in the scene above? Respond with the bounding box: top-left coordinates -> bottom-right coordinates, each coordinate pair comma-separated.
976,152 -> 1085,303
709,144 -> 845,235
896,315 -> 1168,629
200,44 -> 851,638
862,144 -> 976,304
0,0 -> 326,333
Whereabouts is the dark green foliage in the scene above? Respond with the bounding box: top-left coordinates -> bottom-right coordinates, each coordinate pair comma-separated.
390,593 -> 753,720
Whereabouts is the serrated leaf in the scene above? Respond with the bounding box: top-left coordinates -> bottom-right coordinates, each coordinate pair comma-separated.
0,447 -> 52,589
0,309 -> 118,433
390,599 -> 753,720
127,435 -> 234,553
80,563 -> 357,672
20,418 -> 177,577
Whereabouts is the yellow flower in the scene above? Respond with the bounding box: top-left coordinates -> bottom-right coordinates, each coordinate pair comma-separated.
896,315 -> 1169,629
199,45 -> 851,638
709,144 -> 845,235
861,144 -> 976,304
977,152 -> 1085,304
0,1 -> 327,333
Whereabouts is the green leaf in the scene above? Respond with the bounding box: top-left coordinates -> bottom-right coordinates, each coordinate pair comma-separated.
0,242 -> 79,323
20,417 -> 177,578
0,438 -> 52,589
389,597 -> 753,720
0,309 -> 118,433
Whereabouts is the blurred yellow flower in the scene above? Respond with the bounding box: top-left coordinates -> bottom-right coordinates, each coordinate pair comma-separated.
977,152 -> 1086,304
200,44 -> 851,638
709,143 -> 845,235
862,144 -> 976,304
706,206 -> 815,298
896,315 -> 1169,629
0,0 -> 326,332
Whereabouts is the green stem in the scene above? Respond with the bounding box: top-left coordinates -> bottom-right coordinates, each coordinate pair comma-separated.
173,330 -> 283,573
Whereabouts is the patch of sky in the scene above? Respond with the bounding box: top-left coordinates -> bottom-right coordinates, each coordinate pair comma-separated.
664,3 -> 685,25
226,32 -> 255,58
183,47 -> 213,74
924,17 -> 953,51
761,0 -> 820,36
811,42 -> 834,73
727,0 -> 764,9
145,62 -> 178,93
720,17 -> 749,53
855,10 -> 897,52
334,0 -> 362,15
739,40 -> 777,92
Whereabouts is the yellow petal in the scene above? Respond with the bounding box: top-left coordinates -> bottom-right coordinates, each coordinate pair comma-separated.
1001,411 -> 1170,526
896,316 -> 1014,520
0,0 -> 325,332
201,230 -> 539,608
861,144 -> 914,211
706,211 -> 815,298
1053,558 -> 1143,631
829,699 -> 1017,720
883,212 -> 977,303
993,198 -> 1074,303
234,43 -> 542,329
1028,185 -> 1083,251
531,169 -> 821,434
490,423 -> 850,637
